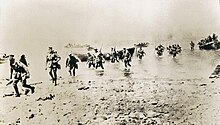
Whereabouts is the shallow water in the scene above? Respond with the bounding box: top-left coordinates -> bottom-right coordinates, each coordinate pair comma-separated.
1,43 -> 219,84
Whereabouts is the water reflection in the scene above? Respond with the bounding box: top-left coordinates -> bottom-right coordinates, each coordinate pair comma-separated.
95,70 -> 104,76
173,58 -> 182,66
123,69 -> 132,78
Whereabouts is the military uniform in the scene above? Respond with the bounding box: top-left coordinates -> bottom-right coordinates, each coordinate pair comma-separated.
46,50 -> 61,85
66,54 -> 79,76
12,61 -> 34,97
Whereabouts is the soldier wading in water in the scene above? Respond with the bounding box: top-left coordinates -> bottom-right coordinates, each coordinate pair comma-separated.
137,47 -> 146,60
95,52 -> 105,69
46,47 -> 61,86
122,48 -> 132,68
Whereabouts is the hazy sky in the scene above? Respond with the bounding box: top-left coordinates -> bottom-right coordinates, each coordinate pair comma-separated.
0,0 -> 220,52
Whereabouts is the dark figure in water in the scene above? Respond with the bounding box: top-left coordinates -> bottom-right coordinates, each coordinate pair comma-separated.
46,47 -> 61,86
171,47 -> 177,57
95,53 -> 105,69
123,48 -> 132,68
12,55 -> 35,97
137,47 -> 145,59
168,44 -> 182,58
110,48 -> 119,63
9,55 -> 15,79
190,41 -> 195,50
66,54 -> 79,76
155,44 -> 165,56
212,33 -> 218,41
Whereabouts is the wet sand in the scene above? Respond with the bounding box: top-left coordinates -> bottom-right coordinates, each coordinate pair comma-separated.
1,45 -> 220,125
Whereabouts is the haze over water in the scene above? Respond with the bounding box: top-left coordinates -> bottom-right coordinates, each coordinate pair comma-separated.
0,0 -> 220,82
1,0 -> 220,49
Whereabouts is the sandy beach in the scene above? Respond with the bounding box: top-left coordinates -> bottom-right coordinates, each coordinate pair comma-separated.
1,1 -> 220,124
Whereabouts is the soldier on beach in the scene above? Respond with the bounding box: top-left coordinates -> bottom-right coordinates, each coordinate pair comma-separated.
9,55 -> 15,79
66,54 -> 79,76
87,53 -> 95,68
12,55 -> 35,97
46,47 -> 61,86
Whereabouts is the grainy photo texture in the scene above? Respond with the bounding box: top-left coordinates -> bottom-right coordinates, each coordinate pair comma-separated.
0,0 -> 220,125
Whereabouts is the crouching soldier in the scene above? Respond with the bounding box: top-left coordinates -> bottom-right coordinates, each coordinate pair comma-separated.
12,55 -> 35,97
66,54 -> 79,76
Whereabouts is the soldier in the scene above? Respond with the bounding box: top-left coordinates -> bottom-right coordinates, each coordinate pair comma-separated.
12,55 -> 35,97
171,46 -> 177,58
137,47 -> 145,59
87,53 -> 95,68
66,54 -> 79,76
190,41 -> 195,50
9,55 -> 15,79
155,44 -> 165,56
46,47 -> 61,86
95,53 -> 105,69
213,33 -> 218,41
110,47 -> 119,63
123,48 -> 132,68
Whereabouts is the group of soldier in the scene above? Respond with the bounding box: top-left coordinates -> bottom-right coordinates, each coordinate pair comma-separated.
8,43 -> 185,97
167,44 -> 182,57
155,44 -> 182,57
45,47 -> 79,86
197,34 -> 218,47
7,46 -> 79,97
87,49 -> 105,69
8,54 -> 35,97
8,37 -> 219,97
86,47 -> 140,70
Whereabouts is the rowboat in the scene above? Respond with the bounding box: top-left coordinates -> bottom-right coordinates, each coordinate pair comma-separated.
198,41 -> 220,50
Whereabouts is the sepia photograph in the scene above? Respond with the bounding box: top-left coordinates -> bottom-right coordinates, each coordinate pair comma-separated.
0,0 -> 220,124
